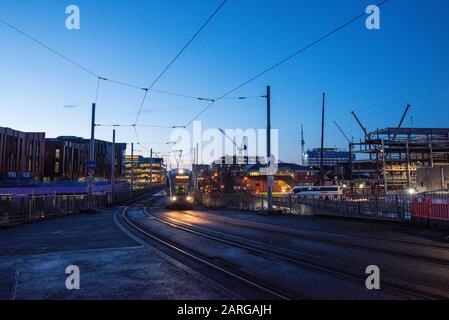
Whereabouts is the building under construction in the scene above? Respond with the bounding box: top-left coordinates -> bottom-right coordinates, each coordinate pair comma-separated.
351,127 -> 449,193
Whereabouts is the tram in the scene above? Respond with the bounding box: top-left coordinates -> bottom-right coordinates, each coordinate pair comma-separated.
165,168 -> 194,209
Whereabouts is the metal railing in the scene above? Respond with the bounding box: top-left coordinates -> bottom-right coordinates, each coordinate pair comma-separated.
196,191 -> 449,227
0,185 -> 162,227
273,194 -> 413,221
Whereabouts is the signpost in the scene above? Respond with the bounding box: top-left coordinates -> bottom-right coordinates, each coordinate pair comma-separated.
87,160 -> 96,210
88,161 -> 96,172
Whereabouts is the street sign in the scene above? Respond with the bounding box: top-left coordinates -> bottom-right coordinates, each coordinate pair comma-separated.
87,161 -> 96,171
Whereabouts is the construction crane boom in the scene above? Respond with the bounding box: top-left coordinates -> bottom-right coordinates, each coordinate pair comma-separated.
218,129 -> 247,156
397,104 -> 411,129
351,111 -> 369,139
333,121 -> 353,144
392,104 -> 411,140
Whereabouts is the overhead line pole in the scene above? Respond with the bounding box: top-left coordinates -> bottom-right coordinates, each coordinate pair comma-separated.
131,143 -> 134,192
320,93 -> 325,186
266,85 -> 273,212
150,148 -> 153,188
88,103 -> 96,209
301,124 -> 305,166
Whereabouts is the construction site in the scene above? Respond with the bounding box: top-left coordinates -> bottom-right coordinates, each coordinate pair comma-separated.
348,106 -> 449,193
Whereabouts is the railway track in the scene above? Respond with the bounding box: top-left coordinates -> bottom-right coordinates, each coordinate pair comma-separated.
178,208 -> 449,266
143,201 -> 449,300
116,195 -> 291,300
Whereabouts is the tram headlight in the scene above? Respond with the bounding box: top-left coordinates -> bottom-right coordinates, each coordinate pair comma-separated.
171,196 -> 177,202
186,196 -> 192,202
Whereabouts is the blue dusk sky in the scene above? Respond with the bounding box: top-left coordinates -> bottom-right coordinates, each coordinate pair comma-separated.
0,0 -> 448,164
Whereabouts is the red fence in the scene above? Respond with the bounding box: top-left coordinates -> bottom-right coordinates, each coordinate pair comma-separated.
411,197 -> 449,226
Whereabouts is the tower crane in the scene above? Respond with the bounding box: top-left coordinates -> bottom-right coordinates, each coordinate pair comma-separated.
218,129 -> 247,157
333,121 -> 354,144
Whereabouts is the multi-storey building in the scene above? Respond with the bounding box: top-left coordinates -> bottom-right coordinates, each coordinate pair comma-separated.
124,155 -> 166,188
0,126 -> 45,180
44,136 -> 126,180
305,148 -> 354,168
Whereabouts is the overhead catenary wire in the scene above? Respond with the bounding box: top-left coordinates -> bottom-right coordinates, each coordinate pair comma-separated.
184,0 -> 391,127
222,95 -> 266,100
0,16 -> 222,103
134,0 -> 228,125
95,123 -> 176,128
1,0 -> 392,159
1,7 -> 262,132
1,1 -> 265,160
0,17 -> 99,78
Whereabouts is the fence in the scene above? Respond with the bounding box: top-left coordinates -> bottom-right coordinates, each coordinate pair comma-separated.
195,192 -> 267,211
196,192 -> 449,227
0,185 -> 162,227
274,194 -> 413,221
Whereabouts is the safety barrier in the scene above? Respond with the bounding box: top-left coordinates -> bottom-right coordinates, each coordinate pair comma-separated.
411,197 -> 430,218
196,191 -> 449,229
0,185 -> 163,227
429,198 -> 449,222
410,197 -> 449,226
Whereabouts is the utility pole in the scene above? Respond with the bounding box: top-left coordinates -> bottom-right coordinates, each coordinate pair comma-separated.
195,142 -> 200,190
196,143 -> 199,165
88,103 -> 96,209
149,148 -> 153,188
266,85 -> 273,211
320,93 -> 325,186
131,142 -> 134,191
89,103 -> 96,166
111,129 -> 116,199
300,124 -> 305,166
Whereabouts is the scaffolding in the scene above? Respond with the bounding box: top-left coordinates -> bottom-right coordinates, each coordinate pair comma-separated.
350,128 -> 449,192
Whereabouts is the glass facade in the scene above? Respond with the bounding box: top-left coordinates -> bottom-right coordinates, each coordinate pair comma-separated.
305,148 -> 354,167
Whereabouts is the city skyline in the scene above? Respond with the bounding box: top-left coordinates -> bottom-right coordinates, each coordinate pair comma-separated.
1,0 -> 448,164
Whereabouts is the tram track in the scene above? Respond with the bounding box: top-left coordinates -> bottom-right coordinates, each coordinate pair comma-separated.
116,195 -> 291,300
143,202 -> 449,300
178,208 -> 449,266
